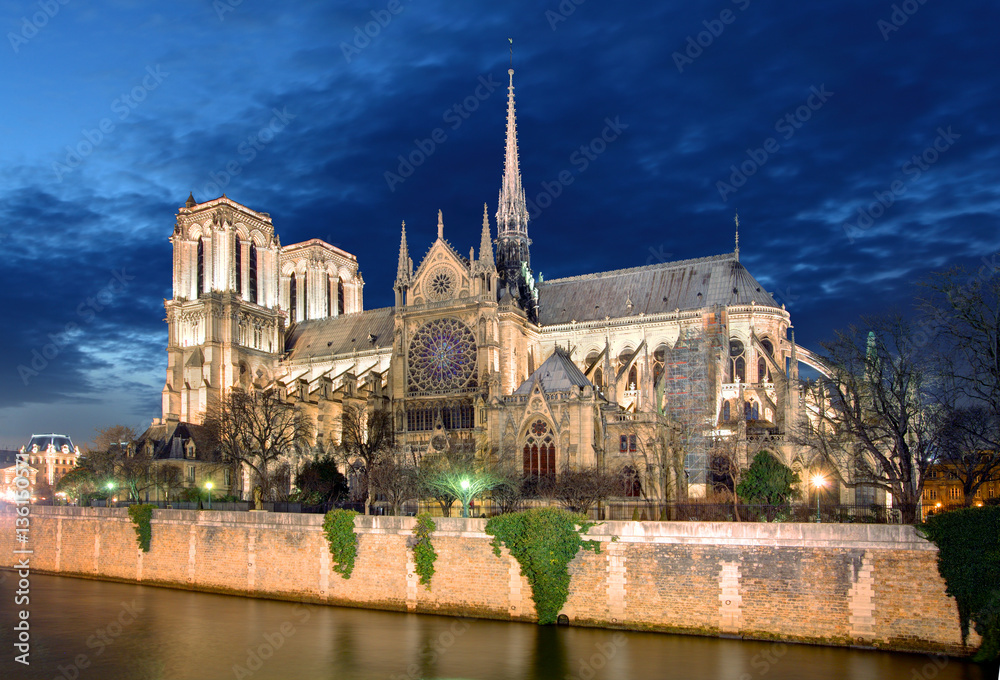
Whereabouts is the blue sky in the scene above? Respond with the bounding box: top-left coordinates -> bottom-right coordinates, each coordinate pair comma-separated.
1,0 -> 997,447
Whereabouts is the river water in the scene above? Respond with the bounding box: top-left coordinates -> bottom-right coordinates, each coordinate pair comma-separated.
0,573 -> 994,680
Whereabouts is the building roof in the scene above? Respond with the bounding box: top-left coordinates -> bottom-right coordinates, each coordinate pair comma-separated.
136,422 -> 219,461
536,253 -> 779,326
514,348 -> 594,395
0,450 -> 19,469
24,434 -> 75,452
284,307 -> 395,361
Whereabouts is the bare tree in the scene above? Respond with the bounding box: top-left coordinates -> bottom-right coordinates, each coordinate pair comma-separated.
936,406 -> 1000,506
797,314 -> 939,523
709,419 -> 746,522
541,465 -> 620,516
206,388 -> 311,504
369,455 -> 420,515
153,464 -> 183,501
336,404 -> 394,515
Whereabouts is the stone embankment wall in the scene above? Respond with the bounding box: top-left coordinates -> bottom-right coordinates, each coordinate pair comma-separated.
0,506 -> 975,655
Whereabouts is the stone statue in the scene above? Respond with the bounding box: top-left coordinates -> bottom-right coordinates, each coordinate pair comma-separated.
253,486 -> 262,511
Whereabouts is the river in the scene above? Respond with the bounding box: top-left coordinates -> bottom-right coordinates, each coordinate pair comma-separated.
0,573 -> 994,680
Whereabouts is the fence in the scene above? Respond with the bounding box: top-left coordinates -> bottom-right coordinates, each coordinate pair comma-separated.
36,498 -> 932,524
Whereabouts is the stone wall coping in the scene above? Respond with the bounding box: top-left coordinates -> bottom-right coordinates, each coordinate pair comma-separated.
11,506 -> 934,550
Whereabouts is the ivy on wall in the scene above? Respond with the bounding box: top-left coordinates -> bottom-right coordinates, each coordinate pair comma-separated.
323,509 -> 359,579
919,505 -> 1000,662
412,513 -> 437,590
127,504 -> 155,552
485,507 -> 604,625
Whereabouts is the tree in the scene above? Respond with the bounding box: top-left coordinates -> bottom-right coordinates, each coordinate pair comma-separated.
295,455 -> 348,504
90,425 -> 139,456
737,450 -> 800,505
206,388 -> 311,503
336,404 -> 394,515
798,314 -> 939,523
56,467 -> 98,502
935,407 -> 1000,506
920,268 -> 1000,504
541,465 -> 619,516
153,464 -> 183,502
369,456 -> 420,515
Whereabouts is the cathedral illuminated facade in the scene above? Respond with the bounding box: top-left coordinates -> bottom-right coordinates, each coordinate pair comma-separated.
157,68 -> 821,499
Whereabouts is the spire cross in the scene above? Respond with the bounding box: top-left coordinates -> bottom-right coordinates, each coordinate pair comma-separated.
734,211 -> 740,261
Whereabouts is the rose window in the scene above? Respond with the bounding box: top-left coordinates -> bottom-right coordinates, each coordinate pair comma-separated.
427,267 -> 456,302
408,317 -> 477,393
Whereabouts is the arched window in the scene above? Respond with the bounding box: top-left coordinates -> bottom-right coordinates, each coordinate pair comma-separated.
289,273 -> 297,323
594,367 -> 603,389
327,273 -> 333,317
758,357 -> 769,383
627,365 -> 638,391
338,280 -> 345,315
734,356 -> 746,383
744,401 -> 752,420
196,237 -> 204,296
302,271 -> 309,321
234,238 -> 242,295
723,401 -> 731,422
653,345 -> 666,387
621,466 -> 642,497
249,244 -> 258,304
730,338 -> 745,382
523,420 -> 555,480
761,338 -> 774,357
752,402 -> 759,420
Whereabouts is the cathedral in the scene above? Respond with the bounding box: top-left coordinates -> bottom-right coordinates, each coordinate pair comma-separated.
156,68 -> 820,500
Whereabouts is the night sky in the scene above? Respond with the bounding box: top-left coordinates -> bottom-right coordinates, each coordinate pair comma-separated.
1,0 -> 997,447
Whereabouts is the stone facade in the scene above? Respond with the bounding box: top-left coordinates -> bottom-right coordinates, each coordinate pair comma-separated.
0,506 -> 978,655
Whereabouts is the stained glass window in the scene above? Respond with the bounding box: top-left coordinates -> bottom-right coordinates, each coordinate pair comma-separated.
407,317 -> 477,394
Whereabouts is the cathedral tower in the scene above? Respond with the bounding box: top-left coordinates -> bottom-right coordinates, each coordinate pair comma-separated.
494,68 -> 538,321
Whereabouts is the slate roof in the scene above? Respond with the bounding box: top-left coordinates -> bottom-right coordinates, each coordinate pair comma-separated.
536,253 -> 779,326
24,434 -> 75,452
514,348 -> 594,395
136,422 -> 220,461
0,449 -> 19,469
284,307 -> 395,361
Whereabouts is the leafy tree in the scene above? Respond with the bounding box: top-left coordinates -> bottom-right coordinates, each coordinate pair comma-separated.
736,450 -> 800,505
56,467 -> 98,502
295,455 -> 348,504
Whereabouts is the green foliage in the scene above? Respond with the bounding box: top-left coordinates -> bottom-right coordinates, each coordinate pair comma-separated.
296,455 -> 349,503
736,450 -> 801,504
322,509 -> 359,579
127,504 -> 155,552
485,507 -> 602,624
412,513 -> 437,589
919,505 -> 1000,661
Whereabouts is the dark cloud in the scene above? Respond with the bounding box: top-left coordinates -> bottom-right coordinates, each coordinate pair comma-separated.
2,0 -> 998,443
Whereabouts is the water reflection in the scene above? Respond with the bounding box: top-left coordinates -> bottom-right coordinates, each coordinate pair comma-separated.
0,574 -> 993,680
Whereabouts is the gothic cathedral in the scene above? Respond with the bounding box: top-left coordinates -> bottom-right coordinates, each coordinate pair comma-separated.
157,68 -> 817,499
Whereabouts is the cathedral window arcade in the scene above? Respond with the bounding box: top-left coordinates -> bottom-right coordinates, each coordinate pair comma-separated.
289,273 -> 297,323
523,420 -> 555,479
249,243 -> 258,303
197,237 -> 205,296
235,238 -> 242,295
730,338 -> 745,382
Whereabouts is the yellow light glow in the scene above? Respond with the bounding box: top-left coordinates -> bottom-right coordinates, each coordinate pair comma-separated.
811,474 -> 825,489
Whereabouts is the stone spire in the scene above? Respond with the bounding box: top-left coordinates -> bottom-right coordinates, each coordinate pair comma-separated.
734,211 -> 740,262
494,67 -> 535,320
437,209 -> 444,240
395,221 -> 411,287
478,203 -> 495,271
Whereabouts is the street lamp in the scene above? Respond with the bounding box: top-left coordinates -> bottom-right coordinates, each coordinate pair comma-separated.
460,478 -> 471,518
812,474 -> 825,523
106,481 -> 116,507
205,481 -> 213,510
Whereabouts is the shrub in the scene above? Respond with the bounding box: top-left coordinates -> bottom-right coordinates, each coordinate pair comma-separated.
485,507 -> 603,624
412,513 -> 437,589
127,504 -> 155,552
919,505 -> 1000,661
322,509 -> 359,579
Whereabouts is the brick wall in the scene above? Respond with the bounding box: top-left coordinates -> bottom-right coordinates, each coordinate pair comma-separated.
0,506 -> 978,655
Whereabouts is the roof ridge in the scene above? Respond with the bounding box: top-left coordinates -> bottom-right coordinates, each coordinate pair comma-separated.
541,252 -> 735,285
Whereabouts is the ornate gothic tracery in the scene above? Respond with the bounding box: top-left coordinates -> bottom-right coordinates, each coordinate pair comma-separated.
407,317 -> 477,394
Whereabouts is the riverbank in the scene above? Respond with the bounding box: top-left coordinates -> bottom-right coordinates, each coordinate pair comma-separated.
0,505 -> 980,656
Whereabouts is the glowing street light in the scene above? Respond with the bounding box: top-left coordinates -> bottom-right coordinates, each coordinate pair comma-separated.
205,481 -> 213,510
106,481 -> 116,507
812,474 -> 826,523
460,478 -> 471,518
